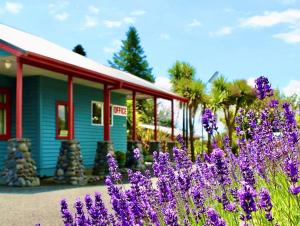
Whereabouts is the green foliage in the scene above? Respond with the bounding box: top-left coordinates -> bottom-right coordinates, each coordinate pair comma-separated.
73,44 -> 87,56
110,26 -> 155,126
108,26 -> 155,83
169,61 -> 207,161
114,151 -> 126,168
209,76 -> 256,149
209,173 -> 300,226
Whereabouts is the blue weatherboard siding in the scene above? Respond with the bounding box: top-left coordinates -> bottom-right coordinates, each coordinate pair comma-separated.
0,75 -> 15,170
39,76 -> 127,176
0,75 -> 40,172
0,49 -> 12,57
0,75 -> 127,176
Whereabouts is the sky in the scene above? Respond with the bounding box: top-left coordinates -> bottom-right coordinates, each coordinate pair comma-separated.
1,0 -> 300,134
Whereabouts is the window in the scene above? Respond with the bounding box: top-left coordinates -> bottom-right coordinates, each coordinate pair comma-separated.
0,88 -> 10,140
56,101 -> 69,139
91,101 -> 113,126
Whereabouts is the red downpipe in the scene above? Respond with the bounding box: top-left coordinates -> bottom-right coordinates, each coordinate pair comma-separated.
68,75 -> 74,140
154,96 -> 157,141
132,91 -> 136,141
16,57 -> 23,139
171,99 -> 174,141
104,84 -> 111,141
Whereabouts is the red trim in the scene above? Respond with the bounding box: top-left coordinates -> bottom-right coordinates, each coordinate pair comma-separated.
0,42 -> 23,57
0,88 -> 11,140
68,76 -> 74,140
171,99 -> 174,141
103,85 -> 110,141
154,96 -> 157,141
132,91 -> 136,141
16,58 -> 23,139
56,101 -> 70,140
0,41 -> 187,102
20,52 -> 188,103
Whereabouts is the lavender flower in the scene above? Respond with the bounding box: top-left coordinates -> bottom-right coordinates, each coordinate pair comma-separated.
202,108 -> 218,135
211,148 -> 231,187
60,199 -> 74,226
163,201 -> 179,226
205,208 -> 227,226
133,148 -> 141,160
238,184 -> 257,222
284,156 -> 299,184
107,153 -> 122,182
74,198 -> 87,225
221,193 -> 236,212
258,188 -> 273,221
255,76 -> 273,100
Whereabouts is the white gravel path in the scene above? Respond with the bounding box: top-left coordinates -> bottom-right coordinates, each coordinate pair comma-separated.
0,184 -> 116,226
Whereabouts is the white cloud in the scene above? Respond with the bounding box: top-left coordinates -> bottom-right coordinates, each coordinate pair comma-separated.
4,2 -> 22,14
213,26 -> 234,36
130,10 -> 146,16
84,15 -> 98,28
273,29 -> 300,43
54,12 -> 69,21
155,76 -> 172,91
103,40 -> 122,54
103,20 -> 122,28
239,9 -> 300,44
240,9 -> 300,27
103,17 -> 134,28
123,17 -> 135,24
48,1 -> 69,21
283,80 -> 300,96
88,5 -> 99,14
247,77 -> 256,87
187,19 -> 202,27
160,33 -> 170,40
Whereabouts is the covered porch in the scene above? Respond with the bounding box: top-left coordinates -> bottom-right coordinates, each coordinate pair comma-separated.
0,24 -> 187,186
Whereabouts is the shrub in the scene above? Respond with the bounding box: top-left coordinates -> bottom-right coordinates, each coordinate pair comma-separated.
114,151 -> 126,168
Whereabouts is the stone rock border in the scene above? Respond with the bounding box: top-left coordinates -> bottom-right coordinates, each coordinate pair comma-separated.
54,140 -> 87,185
1,138 -> 40,187
93,141 -> 114,176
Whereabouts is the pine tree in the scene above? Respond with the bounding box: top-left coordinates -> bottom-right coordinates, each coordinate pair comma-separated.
109,26 -> 155,83
73,44 -> 87,56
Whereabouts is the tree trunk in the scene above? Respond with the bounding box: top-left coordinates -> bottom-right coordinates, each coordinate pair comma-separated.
207,133 -> 212,153
189,107 -> 195,162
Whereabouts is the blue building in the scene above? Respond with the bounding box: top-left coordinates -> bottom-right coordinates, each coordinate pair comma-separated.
0,24 -> 186,185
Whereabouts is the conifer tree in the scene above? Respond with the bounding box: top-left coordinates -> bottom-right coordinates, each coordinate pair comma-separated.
109,26 -> 155,82
73,44 -> 87,56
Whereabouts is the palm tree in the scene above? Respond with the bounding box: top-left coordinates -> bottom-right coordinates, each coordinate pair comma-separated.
169,61 -> 207,161
210,76 -> 256,150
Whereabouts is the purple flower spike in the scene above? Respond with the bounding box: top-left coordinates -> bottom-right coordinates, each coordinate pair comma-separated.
107,153 -> 122,182
238,184 -> 257,222
284,156 -> 299,185
206,208 -> 227,226
202,108 -> 218,135
258,188 -> 273,221
289,185 -> 300,195
133,148 -> 140,160
255,76 -> 273,100
60,199 -> 74,225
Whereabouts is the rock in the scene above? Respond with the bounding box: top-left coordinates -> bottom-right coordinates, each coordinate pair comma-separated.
16,164 -> 23,170
18,143 -> 29,152
56,169 -> 64,176
16,159 -> 26,164
17,177 -> 26,187
54,140 -> 86,185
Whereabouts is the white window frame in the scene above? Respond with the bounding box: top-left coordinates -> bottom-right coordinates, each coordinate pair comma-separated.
91,101 -> 113,126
